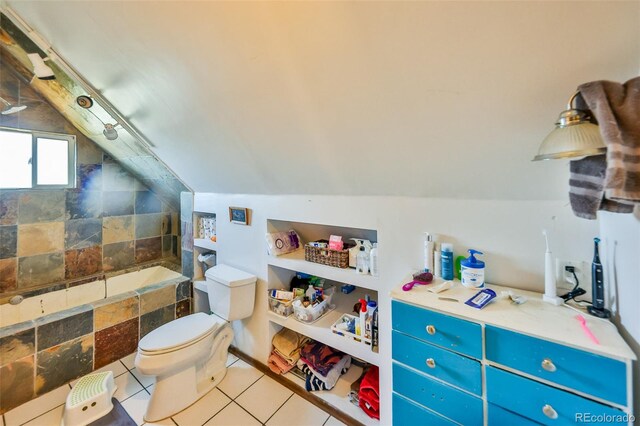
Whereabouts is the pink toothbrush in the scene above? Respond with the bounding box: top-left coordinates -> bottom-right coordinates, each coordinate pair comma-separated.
576,315 -> 600,345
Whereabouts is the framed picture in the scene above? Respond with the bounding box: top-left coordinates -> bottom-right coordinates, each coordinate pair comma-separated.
229,207 -> 249,225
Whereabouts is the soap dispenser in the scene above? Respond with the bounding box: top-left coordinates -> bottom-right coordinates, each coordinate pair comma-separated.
460,249 -> 485,288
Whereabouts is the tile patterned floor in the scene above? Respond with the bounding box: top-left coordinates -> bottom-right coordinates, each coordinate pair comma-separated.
1,353 -> 347,426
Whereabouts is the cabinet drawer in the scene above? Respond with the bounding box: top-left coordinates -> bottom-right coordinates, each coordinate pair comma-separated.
485,325 -> 627,405
487,366 -> 625,426
392,331 -> 482,395
393,393 -> 456,426
392,300 -> 482,358
393,363 -> 483,426
488,403 -> 541,425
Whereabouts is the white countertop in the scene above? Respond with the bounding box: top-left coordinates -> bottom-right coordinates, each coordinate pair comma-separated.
391,278 -> 636,362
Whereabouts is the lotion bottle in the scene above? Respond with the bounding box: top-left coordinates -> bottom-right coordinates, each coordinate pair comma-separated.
424,233 -> 434,272
441,243 -> 454,280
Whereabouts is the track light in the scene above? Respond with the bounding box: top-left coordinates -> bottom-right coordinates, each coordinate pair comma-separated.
27,53 -> 55,80
103,123 -> 118,140
0,96 -> 27,115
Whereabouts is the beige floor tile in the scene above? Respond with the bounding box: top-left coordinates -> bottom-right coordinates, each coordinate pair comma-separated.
203,402 -> 260,426
324,416 -> 348,426
21,405 -> 64,426
235,376 -> 293,423
120,390 -> 151,426
142,417 -> 175,426
120,352 -> 137,370
266,394 -> 330,426
113,373 -> 145,402
217,360 -> 263,399
4,385 -> 69,426
130,368 -> 156,388
172,388 -> 230,426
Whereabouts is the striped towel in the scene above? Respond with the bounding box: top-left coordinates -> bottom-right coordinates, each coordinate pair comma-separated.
569,155 -> 633,219
579,77 -> 640,204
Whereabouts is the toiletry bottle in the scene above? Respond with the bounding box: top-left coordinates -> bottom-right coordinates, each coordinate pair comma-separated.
369,243 -> 379,277
365,301 -> 377,340
358,299 -> 368,338
461,249 -> 485,288
356,246 -> 370,275
433,242 -> 441,278
441,243 -> 454,280
305,284 -> 316,302
424,233 -> 434,272
372,305 -> 379,352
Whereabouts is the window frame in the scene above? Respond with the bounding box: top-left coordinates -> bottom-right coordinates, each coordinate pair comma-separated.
0,126 -> 77,190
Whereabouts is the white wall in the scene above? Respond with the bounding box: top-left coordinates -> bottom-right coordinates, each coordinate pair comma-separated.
599,210 -> 640,418
195,192 -> 598,426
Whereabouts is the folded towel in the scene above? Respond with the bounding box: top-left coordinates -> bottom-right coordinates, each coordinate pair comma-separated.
272,328 -> 308,358
297,355 -> 351,391
300,341 -> 344,377
579,77 -> 640,204
569,155 -> 634,219
268,351 -> 294,375
358,366 -> 380,420
273,347 -> 300,366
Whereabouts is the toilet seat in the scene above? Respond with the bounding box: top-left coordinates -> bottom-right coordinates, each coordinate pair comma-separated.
139,312 -> 225,355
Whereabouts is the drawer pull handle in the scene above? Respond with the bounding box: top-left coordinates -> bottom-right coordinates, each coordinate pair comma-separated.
426,325 -> 436,335
426,358 -> 436,368
541,358 -> 557,372
542,404 -> 558,419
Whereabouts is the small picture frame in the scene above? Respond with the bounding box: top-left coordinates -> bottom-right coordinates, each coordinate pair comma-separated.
229,207 -> 249,225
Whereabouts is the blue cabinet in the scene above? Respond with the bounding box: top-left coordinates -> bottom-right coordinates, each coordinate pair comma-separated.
391,297 -> 633,426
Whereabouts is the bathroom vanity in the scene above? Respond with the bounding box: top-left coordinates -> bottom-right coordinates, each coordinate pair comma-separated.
390,280 -> 635,425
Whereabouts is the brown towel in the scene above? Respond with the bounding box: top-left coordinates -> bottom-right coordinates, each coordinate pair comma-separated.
579,77 -> 640,204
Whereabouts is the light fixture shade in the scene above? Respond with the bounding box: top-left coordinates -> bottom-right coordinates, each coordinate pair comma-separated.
533,121 -> 606,161
103,123 -> 118,140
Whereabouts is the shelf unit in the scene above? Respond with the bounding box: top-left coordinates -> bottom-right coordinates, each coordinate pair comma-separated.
267,250 -> 379,292
192,211 -> 217,282
266,218 -> 380,424
267,283 -> 379,365
194,238 -> 217,251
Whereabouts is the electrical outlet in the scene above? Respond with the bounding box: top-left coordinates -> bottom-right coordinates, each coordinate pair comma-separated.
555,259 -> 588,292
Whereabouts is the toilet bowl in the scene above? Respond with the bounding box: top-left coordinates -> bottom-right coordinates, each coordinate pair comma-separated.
134,265 -> 257,422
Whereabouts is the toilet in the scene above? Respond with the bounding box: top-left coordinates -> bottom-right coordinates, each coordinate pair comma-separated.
134,264 -> 257,422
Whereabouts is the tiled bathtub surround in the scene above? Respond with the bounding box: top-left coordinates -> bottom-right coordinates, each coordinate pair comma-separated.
0,62 -> 181,296
0,276 -> 192,414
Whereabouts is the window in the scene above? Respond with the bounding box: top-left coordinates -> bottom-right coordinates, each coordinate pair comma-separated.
0,127 -> 76,189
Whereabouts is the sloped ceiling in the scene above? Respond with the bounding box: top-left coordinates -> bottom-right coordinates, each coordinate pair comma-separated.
7,1 -> 639,200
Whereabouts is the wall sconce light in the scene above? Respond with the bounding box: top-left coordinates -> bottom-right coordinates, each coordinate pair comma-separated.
26,53 -> 56,80
103,123 -> 119,140
533,92 -> 606,161
0,96 -> 27,115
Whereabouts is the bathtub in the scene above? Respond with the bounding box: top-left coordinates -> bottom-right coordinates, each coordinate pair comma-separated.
0,265 -> 192,414
0,265 -> 183,327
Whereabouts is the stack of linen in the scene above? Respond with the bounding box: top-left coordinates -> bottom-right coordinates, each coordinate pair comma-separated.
268,328 -> 309,374
297,341 -> 351,391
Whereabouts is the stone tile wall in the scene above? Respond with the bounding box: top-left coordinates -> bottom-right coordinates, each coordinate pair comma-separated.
0,278 -> 192,413
0,61 -> 181,297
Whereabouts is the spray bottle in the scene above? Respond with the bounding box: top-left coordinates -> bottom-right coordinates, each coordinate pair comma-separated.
356,299 -> 368,338
349,239 -> 372,269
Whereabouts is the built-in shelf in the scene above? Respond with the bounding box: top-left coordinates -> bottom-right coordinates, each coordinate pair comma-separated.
267,285 -> 379,365
283,367 -> 379,426
267,250 -> 379,291
194,238 -> 217,251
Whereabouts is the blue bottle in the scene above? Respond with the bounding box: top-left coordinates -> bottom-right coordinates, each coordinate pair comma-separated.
441,243 -> 454,280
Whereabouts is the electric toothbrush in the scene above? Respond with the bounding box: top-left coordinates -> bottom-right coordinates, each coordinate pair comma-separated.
542,230 -> 563,306
587,237 -> 610,318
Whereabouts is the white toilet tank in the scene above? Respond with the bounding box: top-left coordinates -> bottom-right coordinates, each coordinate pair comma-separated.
204,264 -> 257,321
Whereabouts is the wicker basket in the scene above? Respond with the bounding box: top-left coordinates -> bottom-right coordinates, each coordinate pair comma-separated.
304,240 -> 354,268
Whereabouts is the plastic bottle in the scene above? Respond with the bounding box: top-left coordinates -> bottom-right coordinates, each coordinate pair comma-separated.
305,284 -> 316,302
461,249 -> 485,288
424,233 -> 434,272
441,243 -> 454,280
357,299 -> 368,338
369,243 -> 379,277
365,301 -> 377,340
356,246 -> 370,275
433,242 -> 441,278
